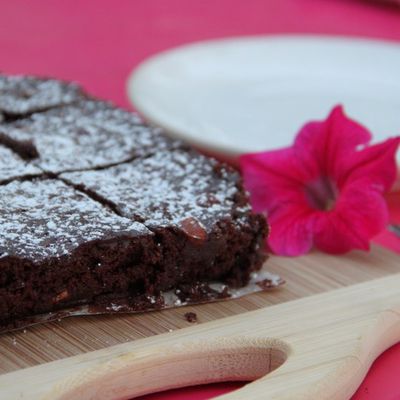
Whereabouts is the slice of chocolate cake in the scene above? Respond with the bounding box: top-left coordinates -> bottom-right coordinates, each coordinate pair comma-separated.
0,179 -> 160,330
62,148 -> 247,227
0,99 -> 182,172
0,74 -> 268,331
62,148 -> 266,290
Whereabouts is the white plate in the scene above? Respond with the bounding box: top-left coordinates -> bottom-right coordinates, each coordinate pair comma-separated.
128,35 -> 400,161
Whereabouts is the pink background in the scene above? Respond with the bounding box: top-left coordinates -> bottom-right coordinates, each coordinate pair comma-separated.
1,0 -> 399,398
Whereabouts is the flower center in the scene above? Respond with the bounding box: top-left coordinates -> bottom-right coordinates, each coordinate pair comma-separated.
304,176 -> 337,211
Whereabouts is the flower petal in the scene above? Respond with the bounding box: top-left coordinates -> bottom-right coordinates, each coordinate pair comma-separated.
241,148 -> 317,256
338,137 -> 400,192
314,183 -> 389,254
294,106 -> 372,183
267,205 -> 315,256
240,147 -> 309,212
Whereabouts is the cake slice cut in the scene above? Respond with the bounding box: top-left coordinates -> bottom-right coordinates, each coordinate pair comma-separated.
62,148 -> 247,227
0,99 -> 182,172
0,145 -> 42,184
0,179 -> 159,330
62,148 -> 267,289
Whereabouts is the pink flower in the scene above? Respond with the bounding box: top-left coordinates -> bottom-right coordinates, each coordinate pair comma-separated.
240,106 -> 400,256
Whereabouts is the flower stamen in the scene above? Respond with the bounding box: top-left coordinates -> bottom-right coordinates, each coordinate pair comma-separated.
305,177 -> 337,211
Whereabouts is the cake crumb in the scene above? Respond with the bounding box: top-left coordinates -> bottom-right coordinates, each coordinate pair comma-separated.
184,312 -> 197,323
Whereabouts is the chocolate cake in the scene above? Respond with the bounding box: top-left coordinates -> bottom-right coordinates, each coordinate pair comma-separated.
0,74 -> 268,331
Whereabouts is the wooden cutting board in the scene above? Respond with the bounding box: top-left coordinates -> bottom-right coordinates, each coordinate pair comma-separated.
0,244 -> 399,399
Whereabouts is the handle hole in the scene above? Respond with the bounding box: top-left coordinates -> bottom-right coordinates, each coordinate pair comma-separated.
59,337 -> 289,400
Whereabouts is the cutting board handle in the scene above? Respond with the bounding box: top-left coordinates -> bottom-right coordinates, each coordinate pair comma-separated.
1,275 -> 400,400
247,306 -> 400,400
44,308 -> 400,400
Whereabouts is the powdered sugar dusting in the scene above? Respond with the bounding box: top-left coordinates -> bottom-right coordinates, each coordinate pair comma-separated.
0,146 -> 41,183
0,75 -> 84,116
1,100 -> 176,172
0,75 -> 253,260
0,75 -> 270,334
0,180 -> 150,260
63,149 -> 250,230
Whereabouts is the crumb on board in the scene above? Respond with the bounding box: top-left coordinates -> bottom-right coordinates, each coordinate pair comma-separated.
184,311 -> 198,323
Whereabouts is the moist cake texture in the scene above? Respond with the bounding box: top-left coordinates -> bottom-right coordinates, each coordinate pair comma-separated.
0,74 -> 268,331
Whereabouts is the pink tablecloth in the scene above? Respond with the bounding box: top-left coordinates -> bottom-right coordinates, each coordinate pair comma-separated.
1,1 -> 400,399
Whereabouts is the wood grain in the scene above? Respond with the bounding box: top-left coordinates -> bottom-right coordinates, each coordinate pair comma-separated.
0,244 -> 398,377
1,263 -> 400,400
